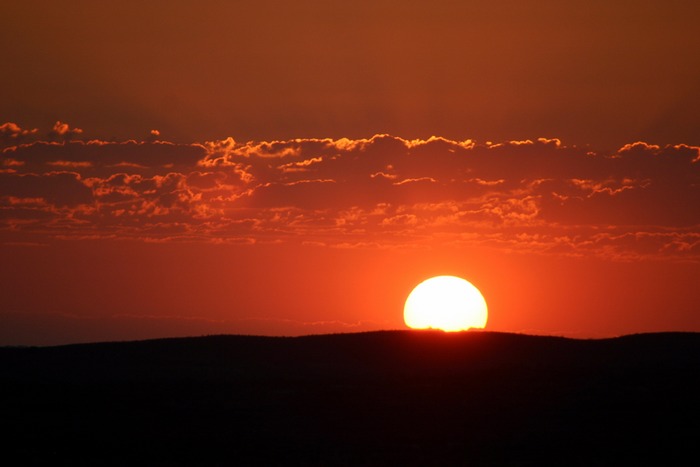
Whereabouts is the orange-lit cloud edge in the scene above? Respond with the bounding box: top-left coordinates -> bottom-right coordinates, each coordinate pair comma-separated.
2,121 -> 699,263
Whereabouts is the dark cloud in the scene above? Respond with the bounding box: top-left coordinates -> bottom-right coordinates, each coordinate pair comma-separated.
1,134 -> 698,261
0,171 -> 93,207
0,122 -> 38,147
48,121 -> 83,142
3,140 -> 207,174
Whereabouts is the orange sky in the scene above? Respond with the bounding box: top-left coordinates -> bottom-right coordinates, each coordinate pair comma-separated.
1,1 -> 699,344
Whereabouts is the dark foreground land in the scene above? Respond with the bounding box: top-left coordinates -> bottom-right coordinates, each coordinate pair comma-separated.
2,330 -> 699,466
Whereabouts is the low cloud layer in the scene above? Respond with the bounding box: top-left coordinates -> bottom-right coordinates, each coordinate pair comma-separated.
2,123 -> 699,261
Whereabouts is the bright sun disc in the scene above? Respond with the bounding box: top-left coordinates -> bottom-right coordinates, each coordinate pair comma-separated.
404,275 -> 488,332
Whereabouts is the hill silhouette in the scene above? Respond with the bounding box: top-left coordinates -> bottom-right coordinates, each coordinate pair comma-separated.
2,330 -> 698,465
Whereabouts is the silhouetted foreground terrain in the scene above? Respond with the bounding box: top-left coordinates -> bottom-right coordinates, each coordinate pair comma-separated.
2,330 -> 699,466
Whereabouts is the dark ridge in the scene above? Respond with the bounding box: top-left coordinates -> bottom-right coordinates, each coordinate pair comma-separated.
2,330 -> 698,466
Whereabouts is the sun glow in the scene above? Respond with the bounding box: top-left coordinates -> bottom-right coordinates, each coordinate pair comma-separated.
404,275 -> 488,332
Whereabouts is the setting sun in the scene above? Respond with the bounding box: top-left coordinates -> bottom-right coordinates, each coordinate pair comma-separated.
404,276 -> 488,332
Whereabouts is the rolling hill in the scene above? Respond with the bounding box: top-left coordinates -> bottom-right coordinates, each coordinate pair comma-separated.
2,330 -> 698,465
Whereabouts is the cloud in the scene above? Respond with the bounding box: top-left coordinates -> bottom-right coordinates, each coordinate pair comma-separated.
0,122 -> 38,147
0,171 -> 93,207
48,121 -> 83,142
1,133 -> 698,261
146,129 -> 161,143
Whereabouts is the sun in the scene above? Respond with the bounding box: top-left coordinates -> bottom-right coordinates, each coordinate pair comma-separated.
404,275 -> 488,332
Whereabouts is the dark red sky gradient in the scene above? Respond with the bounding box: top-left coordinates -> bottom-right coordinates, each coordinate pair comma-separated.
2,1 -> 699,344
4,1 -> 700,148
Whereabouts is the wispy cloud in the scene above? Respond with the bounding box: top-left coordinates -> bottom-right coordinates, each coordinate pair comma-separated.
2,124 -> 699,261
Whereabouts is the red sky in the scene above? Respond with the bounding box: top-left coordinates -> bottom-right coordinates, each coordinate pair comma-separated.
2,1 -> 699,344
